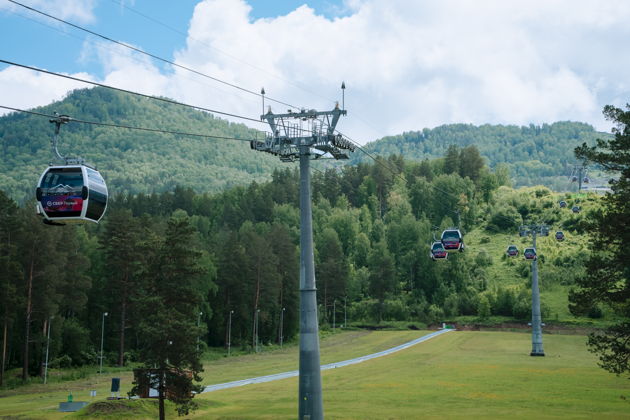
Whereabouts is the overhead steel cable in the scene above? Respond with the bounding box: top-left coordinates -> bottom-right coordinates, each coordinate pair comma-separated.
7,0 -> 299,111
108,0 -> 331,107
0,105 -> 256,142
0,59 -> 266,124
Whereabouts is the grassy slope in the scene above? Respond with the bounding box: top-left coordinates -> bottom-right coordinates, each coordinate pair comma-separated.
461,187 -> 608,326
193,331 -> 630,419
0,330 -> 420,419
1,330 -> 628,419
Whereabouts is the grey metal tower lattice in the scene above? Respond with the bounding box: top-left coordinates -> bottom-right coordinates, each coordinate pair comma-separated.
251,99 -> 354,420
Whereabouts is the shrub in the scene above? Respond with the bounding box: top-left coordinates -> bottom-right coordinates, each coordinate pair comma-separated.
475,250 -> 493,267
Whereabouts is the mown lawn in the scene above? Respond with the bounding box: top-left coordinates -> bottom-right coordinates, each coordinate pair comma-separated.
1,330 -> 627,419
192,331 -> 629,419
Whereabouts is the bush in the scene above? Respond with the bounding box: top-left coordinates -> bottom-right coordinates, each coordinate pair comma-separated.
588,305 -> 603,319
381,298 -> 411,321
493,287 -> 516,316
425,304 -> 444,324
486,204 -> 522,232
61,318 -> 93,366
50,354 -> 73,369
512,289 -> 531,320
477,295 -> 491,319
475,250 -> 493,267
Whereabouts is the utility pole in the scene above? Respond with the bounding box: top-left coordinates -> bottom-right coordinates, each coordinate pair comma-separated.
251,90 -> 353,420
520,224 -> 547,357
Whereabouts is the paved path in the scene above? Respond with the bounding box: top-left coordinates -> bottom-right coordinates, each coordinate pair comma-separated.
202,328 -> 454,393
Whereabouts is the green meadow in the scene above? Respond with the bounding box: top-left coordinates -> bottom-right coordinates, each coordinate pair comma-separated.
1,330 -> 628,419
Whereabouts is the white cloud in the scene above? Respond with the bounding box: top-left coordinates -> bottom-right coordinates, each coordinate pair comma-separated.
0,0 -> 97,24
167,0 -> 630,142
4,0 -> 630,142
0,65 -> 91,115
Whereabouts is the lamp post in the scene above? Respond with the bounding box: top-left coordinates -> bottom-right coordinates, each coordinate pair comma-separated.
255,309 -> 260,353
99,312 -> 108,375
280,307 -> 286,348
197,311 -> 203,352
332,300 -> 336,332
228,310 -> 234,356
344,296 -> 347,328
43,316 -> 54,384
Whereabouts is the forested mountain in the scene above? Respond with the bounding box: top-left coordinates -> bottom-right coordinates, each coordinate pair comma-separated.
351,122 -> 610,190
0,87 -> 611,203
0,87 -> 280,201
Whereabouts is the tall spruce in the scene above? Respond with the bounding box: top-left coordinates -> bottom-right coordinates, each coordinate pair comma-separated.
0,192 -> 22,386
131,212 -> 207,418
100,209 -> 145,366
17,208 -> 65,380
570,104 -> 630,378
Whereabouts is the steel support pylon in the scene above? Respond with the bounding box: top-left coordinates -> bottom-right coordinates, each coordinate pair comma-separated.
298,146 -> 324,420
251,97 -> 353,419
530,233 -> 545,356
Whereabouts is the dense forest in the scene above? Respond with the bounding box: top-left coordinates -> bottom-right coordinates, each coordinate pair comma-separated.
0,147 -> 603,386
352,122 -> 610,190
0,87 -> 610,203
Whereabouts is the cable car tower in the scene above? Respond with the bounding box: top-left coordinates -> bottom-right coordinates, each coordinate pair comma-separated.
569,163 -> 588,193
519,223 -> 549,357
250,84 -> 354,420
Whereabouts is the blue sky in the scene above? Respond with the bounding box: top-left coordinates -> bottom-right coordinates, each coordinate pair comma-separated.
1,1 -> 347,78
2,0 -> 630,144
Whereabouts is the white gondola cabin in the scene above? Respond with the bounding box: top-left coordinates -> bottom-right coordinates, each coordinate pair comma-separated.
441,228 -> 464,252
36,164 -> 108,224
430,241 -> 448,261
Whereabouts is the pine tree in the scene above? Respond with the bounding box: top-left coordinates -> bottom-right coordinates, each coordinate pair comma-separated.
0,192 -> 23,386
100,209 -> 146,366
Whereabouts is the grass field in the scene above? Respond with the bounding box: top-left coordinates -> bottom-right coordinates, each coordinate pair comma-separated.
1,330 -> 628,419
191,331 -> 630,419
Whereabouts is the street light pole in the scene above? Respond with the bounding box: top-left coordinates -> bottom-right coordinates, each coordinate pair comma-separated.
255,309 -> 260,353
228,310 -> 234,356
99,312 -> 108,375
197,311 -> 203,353
344,296 -> 347,328
43,316 -> 53,384
333,300 -> 336,332
280,307 -> 286,348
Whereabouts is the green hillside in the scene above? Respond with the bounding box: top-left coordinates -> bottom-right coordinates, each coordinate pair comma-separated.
0,88 -> 612,201
350,122 -> 611,190
0,87 -> 279,200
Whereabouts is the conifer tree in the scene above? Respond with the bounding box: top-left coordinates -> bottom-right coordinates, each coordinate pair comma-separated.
571,104 -> 630,377
132,212 -> 207,419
